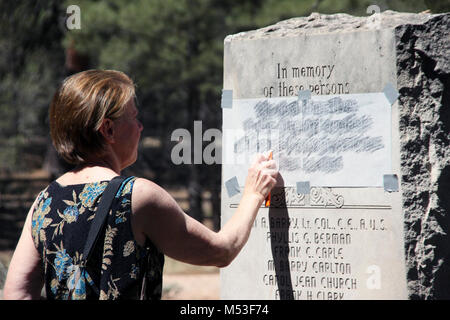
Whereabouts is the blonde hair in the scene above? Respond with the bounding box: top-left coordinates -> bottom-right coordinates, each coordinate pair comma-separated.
50,69 -> 135,165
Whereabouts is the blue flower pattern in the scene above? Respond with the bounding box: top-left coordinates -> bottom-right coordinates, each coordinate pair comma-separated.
79,182 -> 107,207
31,194 -> 53,247
31,177 -> 164,300
63,205 -> 80,222
54,248 -> 73,281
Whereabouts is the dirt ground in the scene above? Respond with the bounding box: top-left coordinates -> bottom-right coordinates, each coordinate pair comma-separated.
162,273 -> 220,300
161,256 -> 220,300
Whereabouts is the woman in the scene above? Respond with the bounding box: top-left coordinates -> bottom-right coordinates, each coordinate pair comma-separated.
3,70 -> 278,299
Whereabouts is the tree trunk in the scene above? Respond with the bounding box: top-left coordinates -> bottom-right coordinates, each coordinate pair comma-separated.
42,42 -> 89,177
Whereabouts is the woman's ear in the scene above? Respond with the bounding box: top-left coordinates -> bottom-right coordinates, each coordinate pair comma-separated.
99,118 -> 115,144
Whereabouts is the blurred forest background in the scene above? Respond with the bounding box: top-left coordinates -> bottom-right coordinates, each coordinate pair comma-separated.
0,0 -> 448,255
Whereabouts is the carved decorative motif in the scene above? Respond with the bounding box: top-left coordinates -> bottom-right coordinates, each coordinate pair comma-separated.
270,187 -> 306,207
268,187 -> 344,208
229,187 -> 346,209
310,187 -> 344,208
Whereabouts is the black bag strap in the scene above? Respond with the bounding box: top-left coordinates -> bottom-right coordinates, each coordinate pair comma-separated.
82,175 -> 127,263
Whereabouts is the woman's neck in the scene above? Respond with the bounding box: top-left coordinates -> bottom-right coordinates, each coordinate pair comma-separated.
56,157 -> 122,185
77,157 -> 121,174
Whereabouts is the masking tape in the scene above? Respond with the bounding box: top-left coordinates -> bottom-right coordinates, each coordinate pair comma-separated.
296,181 -> 311,195
383,83 -> 399,105
383,174 -> 399,192
225,176 -> 240,197
221,89 -> 233,109
298,89 -> 311,101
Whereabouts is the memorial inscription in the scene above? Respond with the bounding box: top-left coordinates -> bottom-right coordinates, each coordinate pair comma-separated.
264,63 -> 350,97
224,92 -> 391,187
221,12 -> 412,300
227,186 -> 390,300
260,213 -> 387,300
234,96 -> 385,175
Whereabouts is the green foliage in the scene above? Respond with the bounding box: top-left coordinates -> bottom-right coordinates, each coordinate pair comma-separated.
64,0 -> 444,132
1,0 -> 447,173
66,0 -> 219,133
0,1 -> 65,171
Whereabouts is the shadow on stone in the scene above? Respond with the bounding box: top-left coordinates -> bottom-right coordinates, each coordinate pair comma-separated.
431,165 -> 450,299
268,175 -> 294,300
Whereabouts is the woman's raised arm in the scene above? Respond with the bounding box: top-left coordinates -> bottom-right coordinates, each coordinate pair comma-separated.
131,153 -> 278,267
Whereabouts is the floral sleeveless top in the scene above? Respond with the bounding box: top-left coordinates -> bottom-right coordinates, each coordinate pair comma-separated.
31,176 -> 164,300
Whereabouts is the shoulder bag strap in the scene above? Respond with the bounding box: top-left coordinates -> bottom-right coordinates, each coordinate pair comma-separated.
69,176 -> 127,299
82,175 -> 126,263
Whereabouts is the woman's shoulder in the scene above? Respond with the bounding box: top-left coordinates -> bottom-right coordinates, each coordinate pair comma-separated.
132,177 -> 165,200
131,178 -> 177,212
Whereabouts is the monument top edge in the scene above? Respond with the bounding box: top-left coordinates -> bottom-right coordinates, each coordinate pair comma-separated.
224,10 -> 447,42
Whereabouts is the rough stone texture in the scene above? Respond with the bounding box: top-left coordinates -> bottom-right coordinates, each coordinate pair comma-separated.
225,11 -> 438,40
395,13 -> 450,299
223,11 -> 449,299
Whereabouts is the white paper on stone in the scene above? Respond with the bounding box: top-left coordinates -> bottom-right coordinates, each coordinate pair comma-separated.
222,92 -> 391,188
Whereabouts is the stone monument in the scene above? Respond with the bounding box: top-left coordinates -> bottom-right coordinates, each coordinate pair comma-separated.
220,11 -> 449,300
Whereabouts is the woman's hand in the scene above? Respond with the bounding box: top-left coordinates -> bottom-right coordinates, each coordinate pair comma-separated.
242,152 -> 278,204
